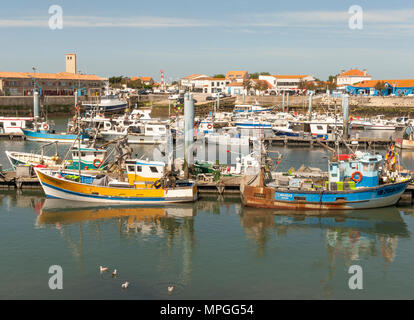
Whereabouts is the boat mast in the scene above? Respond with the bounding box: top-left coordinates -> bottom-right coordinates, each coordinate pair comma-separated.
76,90 -> 82,177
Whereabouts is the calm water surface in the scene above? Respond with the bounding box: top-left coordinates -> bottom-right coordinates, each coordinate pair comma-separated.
1,117 -> 414,299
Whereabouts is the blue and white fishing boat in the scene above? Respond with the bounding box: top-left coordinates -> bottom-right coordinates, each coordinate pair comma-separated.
82,94 -> 127,113
272,123 -> 300,137
234,118 -> 273,129
242,149 -> 412,210
22,128 -> 88,143
233,104 -> 273,114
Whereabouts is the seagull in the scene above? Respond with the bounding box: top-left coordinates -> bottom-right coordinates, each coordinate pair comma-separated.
122,281 -> 129,289
168,286 -> 174,293
112,269 -> 117,277
100,266 -> 109,273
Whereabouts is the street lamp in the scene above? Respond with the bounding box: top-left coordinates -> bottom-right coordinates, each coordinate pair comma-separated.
32,67 -> 37,94
77,70 -> 82,96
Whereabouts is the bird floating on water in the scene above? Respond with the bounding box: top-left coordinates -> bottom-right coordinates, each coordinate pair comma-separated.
100,266 -> 109,273
122,281 -> 130,289
112,269 -> 117,277
168,286 -> 174,293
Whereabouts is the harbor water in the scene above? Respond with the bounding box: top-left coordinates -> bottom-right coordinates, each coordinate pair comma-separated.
1,117 -> 414,299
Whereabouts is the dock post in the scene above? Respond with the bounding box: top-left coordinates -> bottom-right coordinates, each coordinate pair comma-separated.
308,92 -> 313,121
342,94 -> 349,139
184,93 -> 194,179
74,89 -> 78,106
33,90 -> 40,130
286,92 -> 289,112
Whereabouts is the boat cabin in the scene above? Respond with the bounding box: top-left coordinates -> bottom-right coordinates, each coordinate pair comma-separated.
126,159 -> 165,185
328,153 -> 382,189
71,147 -> 107,169
0,117 -> 34,134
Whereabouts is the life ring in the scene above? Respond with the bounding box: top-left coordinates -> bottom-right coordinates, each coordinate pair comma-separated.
207,124 -> 213,129
153,180 -> 162,189
351,171 -> 363,183
93,158 -> 102,168
42,123 -> 49,130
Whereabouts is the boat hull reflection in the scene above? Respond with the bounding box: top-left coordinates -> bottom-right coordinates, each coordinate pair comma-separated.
36,199 -> 196,225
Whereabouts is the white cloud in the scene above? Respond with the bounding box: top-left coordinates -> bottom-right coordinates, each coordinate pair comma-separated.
0,15 -> 215,28
1,9 -> 414,30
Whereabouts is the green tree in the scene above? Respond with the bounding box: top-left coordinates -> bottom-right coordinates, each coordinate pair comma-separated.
212,74 -> 226,78
127,79 -> 143,89
375,81 -> 386,92
249,72 -> 270,79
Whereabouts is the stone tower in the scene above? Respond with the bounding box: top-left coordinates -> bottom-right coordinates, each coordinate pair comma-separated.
65,53 -> 77,74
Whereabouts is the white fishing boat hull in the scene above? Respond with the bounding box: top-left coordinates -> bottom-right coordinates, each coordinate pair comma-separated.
35,168 -> 198,205
396,138 -> 414,150
364,125 -> 396,130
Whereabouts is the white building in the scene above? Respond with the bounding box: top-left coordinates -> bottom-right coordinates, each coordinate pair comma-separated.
259,74 -> 315,93
336,69 -> 371,87
180,74 -> 230,93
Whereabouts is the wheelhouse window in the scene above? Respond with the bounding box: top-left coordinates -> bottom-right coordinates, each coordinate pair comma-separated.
137,166 -> 142,172
150,166 -> 158,173
127,165 -> 135,172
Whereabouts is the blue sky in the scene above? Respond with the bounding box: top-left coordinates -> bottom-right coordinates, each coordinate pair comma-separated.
1,0 -> 414,81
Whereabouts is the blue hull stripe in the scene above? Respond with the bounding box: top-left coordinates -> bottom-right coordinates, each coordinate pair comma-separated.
235,123 -> 272,128
274,181 -> 409,204
22,129 -> 86,141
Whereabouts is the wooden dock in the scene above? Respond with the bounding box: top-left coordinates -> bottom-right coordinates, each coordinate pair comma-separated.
264,136 -> 393,148
0,133 -> 25,140
0,171 -> 40,189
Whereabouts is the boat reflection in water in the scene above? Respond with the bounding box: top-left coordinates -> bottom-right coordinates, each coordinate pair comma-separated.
240,206 -> 410,262
35,199 -> 197,292
36,199 -> 196,227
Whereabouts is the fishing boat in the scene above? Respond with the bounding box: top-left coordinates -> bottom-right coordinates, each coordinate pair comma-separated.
272,123 -> 300,137
204,130 -> 252,146
396,125 -> 414,150
194,151 -> 261,177
82,94 -> 128,113
0,117 -> 36,134
99,122 -> 168,144
241,147 -> 412,210
233,104 -> 273,114
234,116 -> 273,129
22,127 -> 88,143
35,159 -> 197,204
364,115 -> 396,130
5,143 -> 108,170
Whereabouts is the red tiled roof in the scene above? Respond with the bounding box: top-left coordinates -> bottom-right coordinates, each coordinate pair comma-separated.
272,75 -> 309,79
338,69 -> 371,77
226,82 -> 244,87
226,71 -> 248,79
0,71 -> 106,81
131,76 -> 153,82
182,74 -> 207,80
352,79 -> 414,88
